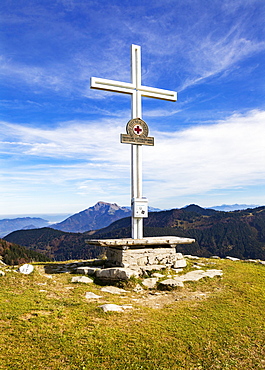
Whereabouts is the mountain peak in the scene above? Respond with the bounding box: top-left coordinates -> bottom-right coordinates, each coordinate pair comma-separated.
93,201 -> 120,211
52,201 -> 130,233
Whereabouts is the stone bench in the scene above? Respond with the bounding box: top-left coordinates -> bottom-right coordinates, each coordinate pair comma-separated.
86,236 -> 195,268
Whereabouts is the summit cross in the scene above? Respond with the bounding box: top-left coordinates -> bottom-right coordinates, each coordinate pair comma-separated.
91,44 -> 177,239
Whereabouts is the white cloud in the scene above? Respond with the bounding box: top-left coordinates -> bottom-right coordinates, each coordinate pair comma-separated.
144,110 -> 265,203
0,119 -> 128,161
1,109 -> 265,211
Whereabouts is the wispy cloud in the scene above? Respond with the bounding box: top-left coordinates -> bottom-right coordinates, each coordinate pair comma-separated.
179,30 -> 265,91
0,119 -> 128,162
2,0 -> 264,97
1,109 -> 264,210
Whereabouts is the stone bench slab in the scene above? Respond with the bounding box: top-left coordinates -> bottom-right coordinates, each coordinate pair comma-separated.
87,236 -> 195,249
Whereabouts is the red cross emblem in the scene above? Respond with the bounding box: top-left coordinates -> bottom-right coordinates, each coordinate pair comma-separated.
133,125 -> 143,135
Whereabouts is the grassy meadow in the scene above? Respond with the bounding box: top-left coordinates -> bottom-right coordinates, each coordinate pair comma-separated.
0,258 -> 265,369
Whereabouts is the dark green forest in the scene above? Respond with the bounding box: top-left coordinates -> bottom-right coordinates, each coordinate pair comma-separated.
91,205 -> 265,259
0,239 -> 51,265
4,228 -> 103,263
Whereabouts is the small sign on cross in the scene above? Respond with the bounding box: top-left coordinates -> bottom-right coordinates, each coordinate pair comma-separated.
121,118 -> 154,146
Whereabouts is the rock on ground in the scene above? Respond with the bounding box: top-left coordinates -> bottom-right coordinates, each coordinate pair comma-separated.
152,272 -> 164,278
75,266 -> 100,275
71,276 -> 93,283
96,267 -> 139,281
99,304 -> 133,313
226,256 -> 240,261
142,278 -> 158,289
100,286 -> 127,294
184,255 -> 200,259
85,292 -> 102,299
180,269 -> 223,282
158,279 -> 184,290
18,264 -> 34,274
133,284 -> 144,292
173,259 -> 187,268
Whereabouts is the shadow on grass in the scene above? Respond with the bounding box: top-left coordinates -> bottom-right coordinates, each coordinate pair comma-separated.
43,259 -> 106,274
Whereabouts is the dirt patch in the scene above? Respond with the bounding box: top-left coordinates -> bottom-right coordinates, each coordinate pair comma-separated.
131,290 -> 210,309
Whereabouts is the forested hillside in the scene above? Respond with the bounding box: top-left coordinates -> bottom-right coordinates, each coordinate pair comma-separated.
0,239 -> 51,265
4,228 -> 103,261
4,205 -> 265,261
91,205 -> 265,260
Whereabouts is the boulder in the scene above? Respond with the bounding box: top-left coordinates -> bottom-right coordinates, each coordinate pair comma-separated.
96,267 -> 139,281
142,278 -> 158,289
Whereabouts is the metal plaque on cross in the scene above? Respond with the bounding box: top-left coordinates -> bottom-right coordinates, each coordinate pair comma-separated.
121,118 -> 154,146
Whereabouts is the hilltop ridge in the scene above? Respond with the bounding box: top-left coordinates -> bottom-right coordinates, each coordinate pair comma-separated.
3,204 -> 265,262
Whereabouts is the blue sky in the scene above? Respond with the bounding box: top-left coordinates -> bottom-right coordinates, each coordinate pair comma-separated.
1,0 -> 265,215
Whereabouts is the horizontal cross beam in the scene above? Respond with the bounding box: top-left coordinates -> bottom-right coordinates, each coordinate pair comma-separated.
90,77 -> 177,101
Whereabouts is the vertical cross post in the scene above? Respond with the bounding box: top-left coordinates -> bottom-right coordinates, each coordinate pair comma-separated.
91,44 -> 177,239
131,45 -> 143,239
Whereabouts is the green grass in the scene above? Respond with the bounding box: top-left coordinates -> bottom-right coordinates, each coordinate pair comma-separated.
0,259 -> 265,369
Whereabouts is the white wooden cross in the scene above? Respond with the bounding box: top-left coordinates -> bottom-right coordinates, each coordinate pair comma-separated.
91,44 -> 177,239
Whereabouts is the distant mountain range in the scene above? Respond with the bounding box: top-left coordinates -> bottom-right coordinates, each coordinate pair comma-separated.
4,204 -> 265,262
209,204 -> 258,212
0,202 -> 260,238
0,217 -> 49,238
